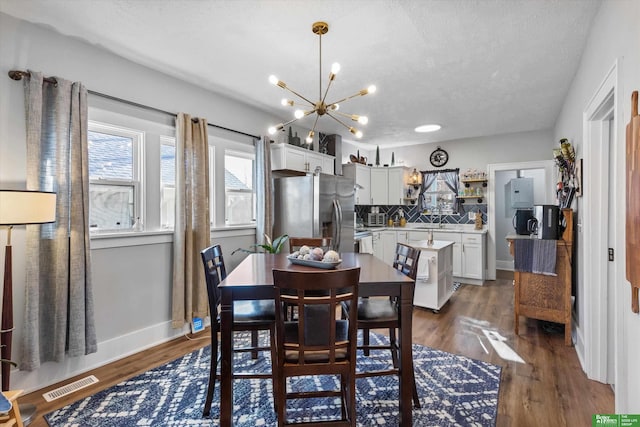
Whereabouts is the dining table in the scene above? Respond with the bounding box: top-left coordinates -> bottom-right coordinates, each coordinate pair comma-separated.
217,252 -> 415,426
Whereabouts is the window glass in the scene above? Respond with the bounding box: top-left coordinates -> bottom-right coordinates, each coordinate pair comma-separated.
88,124 -> 141,232
160,138 -> 176,228
421,174 -> 458,215
225,152 -> 255,225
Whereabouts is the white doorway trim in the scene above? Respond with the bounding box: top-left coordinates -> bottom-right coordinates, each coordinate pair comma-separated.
487,160 -> 555,280
581,59 -> 623,388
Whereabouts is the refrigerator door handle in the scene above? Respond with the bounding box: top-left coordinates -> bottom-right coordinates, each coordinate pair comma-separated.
333,199 -> 342,251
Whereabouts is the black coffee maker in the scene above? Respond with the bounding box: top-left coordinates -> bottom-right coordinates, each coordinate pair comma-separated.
513,209 -> 534,235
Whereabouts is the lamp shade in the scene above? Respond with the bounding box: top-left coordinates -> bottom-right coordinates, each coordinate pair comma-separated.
0,190 -> 57,225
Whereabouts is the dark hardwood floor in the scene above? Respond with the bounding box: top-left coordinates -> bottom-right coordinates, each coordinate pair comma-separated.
19,271 -> 613,426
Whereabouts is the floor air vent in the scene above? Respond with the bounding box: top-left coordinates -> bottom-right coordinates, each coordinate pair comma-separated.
42,375 -> 99,402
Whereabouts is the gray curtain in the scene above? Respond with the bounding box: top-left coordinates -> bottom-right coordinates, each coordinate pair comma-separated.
171,113 -> 211,328
440,169 -> 461,212
255,136 -> 273,245
22,71 -> 97,371
418,171 -> 438,211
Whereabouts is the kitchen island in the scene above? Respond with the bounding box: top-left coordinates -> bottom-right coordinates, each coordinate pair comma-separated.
410,240 -> 454,311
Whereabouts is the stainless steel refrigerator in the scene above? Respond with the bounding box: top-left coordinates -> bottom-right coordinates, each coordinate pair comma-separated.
273,173 -> 355,253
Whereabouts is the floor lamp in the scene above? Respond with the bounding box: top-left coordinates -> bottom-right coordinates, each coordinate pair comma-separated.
0,190 -> 56,424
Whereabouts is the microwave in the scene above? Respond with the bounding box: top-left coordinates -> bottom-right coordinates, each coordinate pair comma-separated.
366,213 -> 387,227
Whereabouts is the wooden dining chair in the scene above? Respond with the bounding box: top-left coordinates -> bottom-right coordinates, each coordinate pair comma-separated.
344,243 -> 422,408
272,267 -> 360,427
200,245 -> 277,418
288,236 -> 333,253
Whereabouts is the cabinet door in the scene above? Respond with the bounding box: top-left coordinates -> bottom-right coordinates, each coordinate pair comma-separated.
370,168 -> 388,205
342,163 -> 370,204
322,155 -> 335,175
306,151 -> 324,173
433,232 -> 462,277
388,167 -> 408,205
380,230 -> 398,266
461,233 -> 485,279
396,231 -> 409,245
285,147 -> 307,172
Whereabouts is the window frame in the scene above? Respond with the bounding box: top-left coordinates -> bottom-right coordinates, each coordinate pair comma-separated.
223,148 -> 256,226
87,121 -> 144,233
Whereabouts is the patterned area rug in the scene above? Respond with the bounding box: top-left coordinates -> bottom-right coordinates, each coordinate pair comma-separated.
45,333 -> 501,426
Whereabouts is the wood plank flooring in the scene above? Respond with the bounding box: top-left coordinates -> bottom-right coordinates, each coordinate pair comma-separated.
18,272 -> 613,426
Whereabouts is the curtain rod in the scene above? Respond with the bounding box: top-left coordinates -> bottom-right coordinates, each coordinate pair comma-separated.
8,70 -> 261,140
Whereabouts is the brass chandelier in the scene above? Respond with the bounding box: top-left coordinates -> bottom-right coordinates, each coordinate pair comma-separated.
268,21 -> 376,144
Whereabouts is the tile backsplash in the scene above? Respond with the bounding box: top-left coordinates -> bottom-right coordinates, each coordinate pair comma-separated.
355,203 -> 487,226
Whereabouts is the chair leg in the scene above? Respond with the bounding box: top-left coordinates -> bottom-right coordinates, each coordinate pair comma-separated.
412,369 -> 421,408
276,373 -> 287,427
348,371 -> 356,426
269,325 -> 278,413
363,328 -> 370,356
251,330 -> 259,359
389,327 -> 399,368
203,328 -> 219,417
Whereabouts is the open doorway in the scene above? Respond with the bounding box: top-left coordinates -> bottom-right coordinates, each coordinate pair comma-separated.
486,161 -> 555,280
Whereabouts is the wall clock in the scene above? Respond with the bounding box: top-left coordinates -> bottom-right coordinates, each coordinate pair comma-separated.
429,147 -> 449,167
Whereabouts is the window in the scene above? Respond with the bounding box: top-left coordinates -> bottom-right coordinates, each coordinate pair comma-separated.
225,151 -> 255,225
88,122 -> 142,232
160,137 -> 176,229
420,170 -> 459,215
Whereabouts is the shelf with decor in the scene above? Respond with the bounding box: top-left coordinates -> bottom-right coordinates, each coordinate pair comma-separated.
460,179 -> 488,187
456,195 -> 485,203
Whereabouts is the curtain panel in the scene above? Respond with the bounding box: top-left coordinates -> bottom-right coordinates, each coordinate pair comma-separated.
171,113 -> 211,328
22,71 -> 97,371
255,136 -> 273,245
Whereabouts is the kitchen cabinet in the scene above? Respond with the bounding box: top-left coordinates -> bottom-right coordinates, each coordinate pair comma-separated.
380,230 -> 398,265
342,163 -> 371,205
369,166 -> 410,205
461,233 -> 485,280
408,229 -> 485,285
370,168 -> 388,205
271,143 -> 335,174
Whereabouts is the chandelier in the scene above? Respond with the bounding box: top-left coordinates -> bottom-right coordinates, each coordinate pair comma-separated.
267,21 -> 376,144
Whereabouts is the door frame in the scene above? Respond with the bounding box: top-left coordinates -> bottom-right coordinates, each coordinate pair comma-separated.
486,160 -> 555,280
581,59 -> 623,387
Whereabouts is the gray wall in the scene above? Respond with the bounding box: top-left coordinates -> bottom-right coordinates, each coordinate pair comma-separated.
552,0 -> 640,412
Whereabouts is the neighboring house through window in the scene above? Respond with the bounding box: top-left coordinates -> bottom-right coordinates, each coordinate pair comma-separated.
225,151 -> 255,225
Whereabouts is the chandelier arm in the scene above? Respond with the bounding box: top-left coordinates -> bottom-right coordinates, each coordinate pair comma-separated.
282,86 -> 317,107
320,75 -> 335,106
326,112 -> 355,132
328,89 -> 370,107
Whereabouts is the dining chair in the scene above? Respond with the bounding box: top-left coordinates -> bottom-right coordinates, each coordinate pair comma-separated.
200,245 -> 277,418
272,267 -> 360,427
344,243 -> 422,408
288,236 -> 333,253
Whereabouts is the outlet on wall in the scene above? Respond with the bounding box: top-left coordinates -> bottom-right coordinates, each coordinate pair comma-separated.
468,212 -> 476,220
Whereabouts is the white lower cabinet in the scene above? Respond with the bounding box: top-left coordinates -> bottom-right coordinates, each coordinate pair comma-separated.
432,232 -> 462,278
461,233 -> 485,280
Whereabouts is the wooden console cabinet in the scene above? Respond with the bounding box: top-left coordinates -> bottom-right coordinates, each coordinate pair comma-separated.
507,209 -> 573,346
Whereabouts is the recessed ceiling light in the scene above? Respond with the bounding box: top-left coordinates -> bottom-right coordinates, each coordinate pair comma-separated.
415,124 -> 442,133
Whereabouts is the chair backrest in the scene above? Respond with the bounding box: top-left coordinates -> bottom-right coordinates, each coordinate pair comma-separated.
272,267 -> 360,366
200,245 -> 227,313
288,237 -> 333,253
393,243 -> 421,280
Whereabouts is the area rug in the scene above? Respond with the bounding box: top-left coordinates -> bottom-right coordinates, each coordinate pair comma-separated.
44,333 -> 501,426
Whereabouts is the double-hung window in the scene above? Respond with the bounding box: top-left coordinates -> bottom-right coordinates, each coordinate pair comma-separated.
224,150 -> 255,225
88,122 -> 143,232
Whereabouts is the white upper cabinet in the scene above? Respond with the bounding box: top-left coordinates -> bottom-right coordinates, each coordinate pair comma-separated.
343,163 -> 371,205
271,143 -> 335,175
388,166 -> 410,206
370,167 -> 389,205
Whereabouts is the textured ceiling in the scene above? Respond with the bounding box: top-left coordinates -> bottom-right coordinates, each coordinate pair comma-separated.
0,0 -> 601,148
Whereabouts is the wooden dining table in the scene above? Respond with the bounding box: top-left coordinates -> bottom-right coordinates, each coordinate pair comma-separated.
217,252 -> 415,426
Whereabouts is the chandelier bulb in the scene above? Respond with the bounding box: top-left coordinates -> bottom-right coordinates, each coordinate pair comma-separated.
281,98 -> 294,107
331,63 -> 341,74
306,131 -> 314,144
268,123 -> 285,135
349,127 -> 363,138
294,109 -> 305,119
269,75 -> 279,85
355,130 -> 363,138
357,115 -> 369,125
330,104 -> 339,111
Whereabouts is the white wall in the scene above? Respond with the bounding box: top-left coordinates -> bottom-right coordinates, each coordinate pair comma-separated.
552,0 -> 640,413
495,170 -> 517,268
0,12 -> 279,392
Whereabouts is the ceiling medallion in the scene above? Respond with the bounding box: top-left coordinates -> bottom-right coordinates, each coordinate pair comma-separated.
268,21 -> 377,144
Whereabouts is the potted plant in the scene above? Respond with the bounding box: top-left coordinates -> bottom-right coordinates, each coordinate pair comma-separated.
232,234 -> 289,255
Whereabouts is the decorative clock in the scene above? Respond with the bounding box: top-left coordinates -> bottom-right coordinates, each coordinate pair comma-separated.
429,147 -> 449,167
